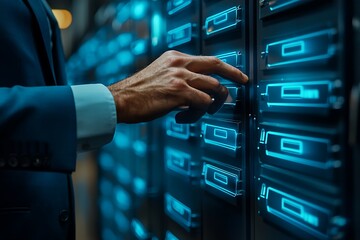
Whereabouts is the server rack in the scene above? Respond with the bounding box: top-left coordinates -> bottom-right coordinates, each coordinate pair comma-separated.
66,0 -> 359,239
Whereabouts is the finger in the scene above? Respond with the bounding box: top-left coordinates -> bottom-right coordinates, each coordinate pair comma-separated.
184,71 -> 229,114
186,71 -> 223,95
175,88 -> 213,123
185,56 -> 248,84
207,85 -> 228,114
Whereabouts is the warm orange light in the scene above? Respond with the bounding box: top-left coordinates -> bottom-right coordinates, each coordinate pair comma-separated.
52,9 -> 72,29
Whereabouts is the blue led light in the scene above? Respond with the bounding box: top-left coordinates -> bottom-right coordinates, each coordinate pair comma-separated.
131,39 -> 147,55
131,219 -> 149,239
280,138 -> 303,155
133,140 -> 147,157
205,6 -> 240,36
151,14 -> 162,46
203,123 -> 238,151
116,50 -> 134,67
165,193 -> 194,228
133,177 -> 147,195
214,128 -> 228,139
100,198 -> 114,219
132,1 -> 148,20
263,80 -> 332,108
265,186 -> 330,239
214,172 -> 228,185
115,211 -> 130,233
102,228 -> 117,240
263,130 -> 332,169
99,179 -> 113,196
99,152 -> 115,171
165,147 -> 192,176
216,51 -> 242,68
115,164 -> 132,185
269,0 -> 300,11
167,23 -> 192,48
165,231 -> 179,240
114,187 -> 131,211
166,117 -> 190,140
281,41 -> 305,57
167,0 -> 192,15
202,163 -> 242,197
265,29 -> 336,68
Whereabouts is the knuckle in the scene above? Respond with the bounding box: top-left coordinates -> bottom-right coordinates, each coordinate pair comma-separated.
170,78 -> 187,90
210,56 -> 222,66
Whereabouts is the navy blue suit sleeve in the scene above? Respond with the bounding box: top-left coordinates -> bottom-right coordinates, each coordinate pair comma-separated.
0,85 -> 77,172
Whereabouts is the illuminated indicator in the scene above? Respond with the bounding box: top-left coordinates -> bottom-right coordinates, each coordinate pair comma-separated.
214,172 -> 228,185
167,0 -> 192,15
269,0 -> 300,11
165,147 -> 193,176
165,193 -> 196,228
202,163 -> 242,197
282,41 -> 305,56
205,6 -> 240,36
224,87 -> 239,106
131,219 -> 149,239
265,29 -> 336,68
216,51 -> 242,68
266,186 -> 330,239
167,23 -> 192,48
260,129 -> 266,143
203,124 -> 238,150
165,231 -> 179,240
280,138 -> 303,155
263,80 -> 332,108
263,131 -> 332,169
260,183 -> 267,198
214,129 -> 228,139
166,117 -> 190,140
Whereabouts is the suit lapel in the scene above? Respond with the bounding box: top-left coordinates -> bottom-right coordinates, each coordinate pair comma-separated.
25,0 -> 56,85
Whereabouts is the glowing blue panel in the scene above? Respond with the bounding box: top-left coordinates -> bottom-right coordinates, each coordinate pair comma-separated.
165,193 -> 198,228
203,124 -> 238,150
260,80 -> 333,109
216,51 -> 242,68
264,29 -> 336,68
260,0 -> 312,18
281,41 -> 305,56
224,87 -> 239,106
202,163 -> 242,197
166,117 -> 190,140
269,0 -> 300,11
167,0 -> 192,15
265,186 -> 331,239
167,23 -> 192,48
165,231 -> 179,240
151,14 -> 162,47
131,219 -> 150,239
261,130 -> 333,169
165,147 -> 197,177
205,6 -> 241,36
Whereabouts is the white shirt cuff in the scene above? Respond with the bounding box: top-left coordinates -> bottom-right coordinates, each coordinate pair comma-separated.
71,84 -> 117,152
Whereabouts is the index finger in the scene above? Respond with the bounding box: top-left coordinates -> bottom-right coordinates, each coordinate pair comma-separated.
185,55 -> 249,84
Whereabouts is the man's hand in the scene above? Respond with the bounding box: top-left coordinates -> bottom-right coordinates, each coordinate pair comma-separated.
108,50 -> 248,123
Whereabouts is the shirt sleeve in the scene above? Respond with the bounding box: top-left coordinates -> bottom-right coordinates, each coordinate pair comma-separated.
70,84 -> 117,152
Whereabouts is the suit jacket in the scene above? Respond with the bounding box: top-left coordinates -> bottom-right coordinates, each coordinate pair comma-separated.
0,0 -> 77,239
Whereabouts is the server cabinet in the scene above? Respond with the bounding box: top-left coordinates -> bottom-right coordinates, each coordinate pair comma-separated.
255,1 -> 351,239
